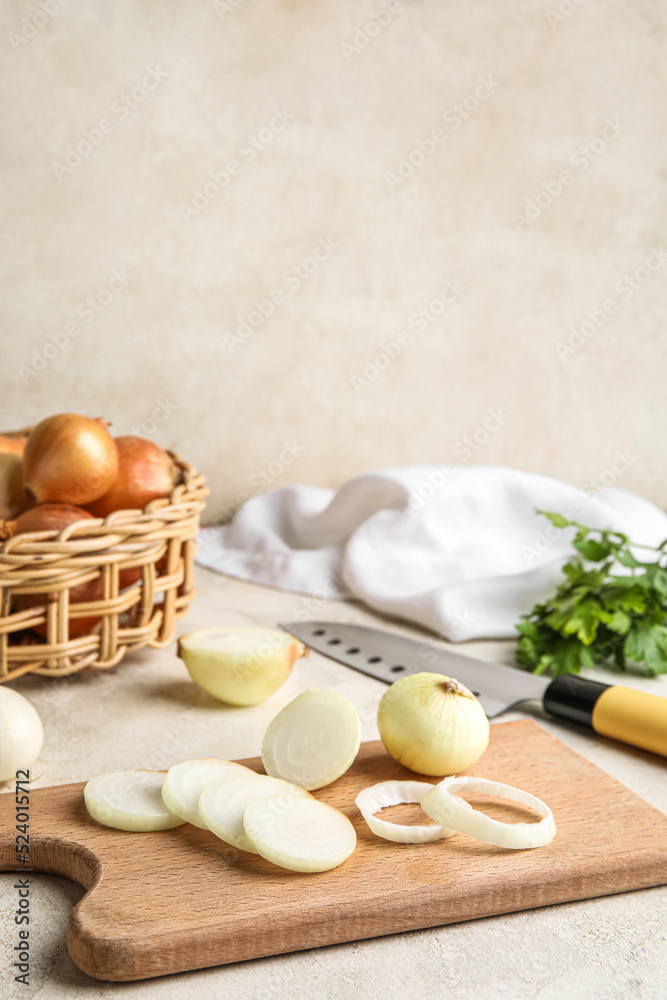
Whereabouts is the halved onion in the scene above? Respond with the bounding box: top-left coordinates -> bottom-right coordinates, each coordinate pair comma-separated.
421,776 -> 556,849
355,780 -> 455,843
162,758 -> 252,828
243,794 -> 357,872
178,626 -> 306,706
84,770 -> 185,832
198,771 -> 310,853
261,689 -> 361,790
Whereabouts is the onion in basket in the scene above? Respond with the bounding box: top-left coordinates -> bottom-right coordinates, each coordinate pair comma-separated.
5,503 -> 104,637
0,454 -> 28,521
87,436 -> 179,517
23,414 -> 118,505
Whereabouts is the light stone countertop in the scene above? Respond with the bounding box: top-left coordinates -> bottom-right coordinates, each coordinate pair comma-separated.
1,565 -> 666,1000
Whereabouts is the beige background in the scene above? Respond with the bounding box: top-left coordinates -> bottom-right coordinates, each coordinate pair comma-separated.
1,0 -> 666,523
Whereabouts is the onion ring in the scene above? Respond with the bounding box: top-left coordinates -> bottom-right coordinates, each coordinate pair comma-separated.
421,776 -> 556,849
355,780 -> 456,843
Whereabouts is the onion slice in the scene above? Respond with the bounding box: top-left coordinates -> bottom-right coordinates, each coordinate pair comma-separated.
162,759 -> 252,828
198,771 -> 310,853
355,780 -> 456,843
261,689 -> 361,790
84,770 -> 185,832
421,776 -> 556,849
243,794 -> 357,872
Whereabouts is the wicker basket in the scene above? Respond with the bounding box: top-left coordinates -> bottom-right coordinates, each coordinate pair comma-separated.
0,451 -> 208,682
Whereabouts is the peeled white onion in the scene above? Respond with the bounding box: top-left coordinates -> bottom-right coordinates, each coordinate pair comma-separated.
84,770 -> 185,832
198,771 -> 310,853
421,775 -> 556,849
377,672 -> 490,776
243,794 -> 357,872
0,688 -> 44,782
355,780 -> 455,843
178,626 -> 307,706
162,758 -> 252,828
261,689 -> 361,790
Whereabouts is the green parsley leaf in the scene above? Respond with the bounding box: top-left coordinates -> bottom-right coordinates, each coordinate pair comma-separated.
516,511 -> 667,677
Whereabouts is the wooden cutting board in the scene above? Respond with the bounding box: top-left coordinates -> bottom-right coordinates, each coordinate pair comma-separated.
2,719 -> 667,982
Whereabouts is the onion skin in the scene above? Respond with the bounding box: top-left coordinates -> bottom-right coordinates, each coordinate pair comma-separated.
377,672 -> 490,777
3,502 -> 94,539
23,414 -> 118,505
0,454 -> 29,520
86,436 -> 178,517
7,503 -> 103,637
0,432 -> 28,457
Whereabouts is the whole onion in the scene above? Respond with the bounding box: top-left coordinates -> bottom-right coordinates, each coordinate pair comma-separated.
0,432 -> 28,457
0,454 -> 28,520
4,502 -> 94,539
86,436 -> 178,517
377,672 -> 490,776
23,414 -> 118,505
0,688 -> 43,781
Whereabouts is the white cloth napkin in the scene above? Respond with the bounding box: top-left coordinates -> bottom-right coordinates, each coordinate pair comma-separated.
196,466 -> 667,641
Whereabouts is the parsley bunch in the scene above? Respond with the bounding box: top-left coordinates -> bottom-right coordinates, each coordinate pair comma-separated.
516,511 -> 667,677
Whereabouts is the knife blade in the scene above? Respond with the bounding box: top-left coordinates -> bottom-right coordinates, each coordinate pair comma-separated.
281,620 -> 667,757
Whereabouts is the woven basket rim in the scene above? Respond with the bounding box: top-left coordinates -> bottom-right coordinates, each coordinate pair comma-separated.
0,445 -> 208,555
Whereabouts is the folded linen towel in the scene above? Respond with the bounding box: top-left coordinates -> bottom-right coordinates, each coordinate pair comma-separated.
196,466 -> 667,641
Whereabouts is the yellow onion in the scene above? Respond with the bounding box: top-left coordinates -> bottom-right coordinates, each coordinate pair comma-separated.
178,627 -> 307,706
23,414 -> 118,505
377,672 -> 490,776
3,501 -> 94,539
6,503 -> 103,637
0,431 -> 28,457
86,436 -> 178,517
0,454 -> 28,520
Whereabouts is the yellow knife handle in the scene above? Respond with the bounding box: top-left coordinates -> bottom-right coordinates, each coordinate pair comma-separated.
592,686 -> 667,757
543,675 -> 667,757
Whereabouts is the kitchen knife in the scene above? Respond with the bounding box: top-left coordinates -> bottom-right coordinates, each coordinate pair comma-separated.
281,620 -> 667,758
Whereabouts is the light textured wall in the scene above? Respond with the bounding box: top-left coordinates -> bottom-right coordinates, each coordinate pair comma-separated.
1,0 -> 666,522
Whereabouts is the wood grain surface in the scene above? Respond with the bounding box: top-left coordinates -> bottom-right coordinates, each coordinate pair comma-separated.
1,720 -> 667,982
